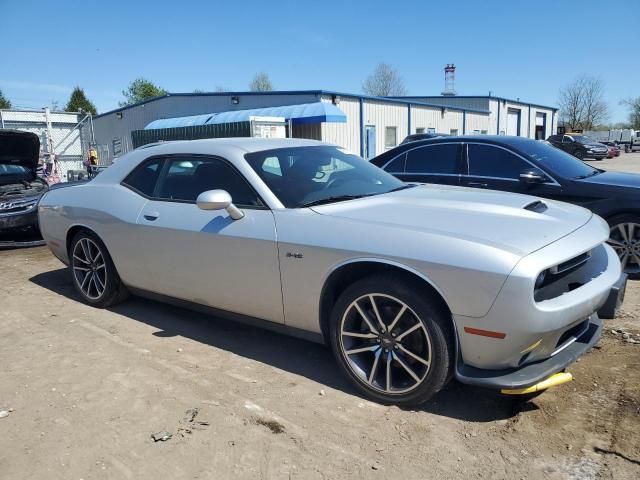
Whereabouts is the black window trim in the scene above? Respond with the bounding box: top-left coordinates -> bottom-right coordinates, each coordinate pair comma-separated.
380,141 -> 465,176
121,153 -> 269,210
462,142 -> 561,186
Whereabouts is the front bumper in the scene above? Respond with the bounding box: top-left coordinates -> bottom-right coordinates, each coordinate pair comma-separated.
456,314 -> 602,389
0,207 -> 44,247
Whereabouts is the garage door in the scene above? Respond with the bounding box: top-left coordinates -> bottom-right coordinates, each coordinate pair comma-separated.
507,109 -> 521,136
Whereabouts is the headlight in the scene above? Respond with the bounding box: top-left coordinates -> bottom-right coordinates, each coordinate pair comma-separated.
535,271 -> 547,289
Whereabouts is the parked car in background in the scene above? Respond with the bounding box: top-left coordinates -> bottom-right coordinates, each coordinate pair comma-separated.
371,135 -> 640,280
0,130 -> 48,247
401,133 -> 449,145
39,138 -> 621,405
601,141 -> 621,158
547,134 -> 608,160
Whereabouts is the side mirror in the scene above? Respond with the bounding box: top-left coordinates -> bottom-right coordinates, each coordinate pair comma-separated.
519,168 -> 547,184
196,189 -> 244,220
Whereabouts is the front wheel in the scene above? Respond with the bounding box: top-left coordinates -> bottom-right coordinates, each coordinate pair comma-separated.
574,150 -> 585,160
329,274 -> 454,406
70,230 -> 128,307
607,214 -> 640,279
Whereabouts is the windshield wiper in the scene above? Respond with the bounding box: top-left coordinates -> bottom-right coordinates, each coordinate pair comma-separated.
388,184 -> 417,192
301,194 -> 373,207
574,170 -> 601,179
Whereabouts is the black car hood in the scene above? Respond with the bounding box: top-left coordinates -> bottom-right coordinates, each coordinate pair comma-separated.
579,171 -> 640,188
0,129 -> 40,172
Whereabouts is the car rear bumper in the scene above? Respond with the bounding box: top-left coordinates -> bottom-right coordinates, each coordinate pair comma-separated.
455,313 -> 602,389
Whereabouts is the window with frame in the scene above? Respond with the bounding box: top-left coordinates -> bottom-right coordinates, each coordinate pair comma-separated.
383,153 -> 406,173
157,157 -> 262,206
467,144 -> 528,179
122,158 -> 163,197
427,127 -> 436,134
405,144 -> 459,174
416,128 -> 426,134
450,129 -> 459,136
385,127 -> 397,149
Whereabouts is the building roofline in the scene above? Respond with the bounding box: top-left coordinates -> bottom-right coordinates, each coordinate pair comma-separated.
386,95 -> 558,111
94,90 -> 491,119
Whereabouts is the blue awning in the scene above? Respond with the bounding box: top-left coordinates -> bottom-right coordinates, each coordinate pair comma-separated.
144,102 -> 346,130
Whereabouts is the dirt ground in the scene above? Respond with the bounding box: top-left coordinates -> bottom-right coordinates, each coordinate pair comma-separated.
1,154 -> 639,480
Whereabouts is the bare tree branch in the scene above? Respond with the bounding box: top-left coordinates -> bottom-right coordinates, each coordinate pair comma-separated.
621,97 -> 640,130
558,75 -> 608,130
249,73 -> 273,92
362,63 -> 407,97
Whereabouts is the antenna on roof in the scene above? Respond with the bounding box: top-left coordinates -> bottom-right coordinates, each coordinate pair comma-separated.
441,64 -> 457,96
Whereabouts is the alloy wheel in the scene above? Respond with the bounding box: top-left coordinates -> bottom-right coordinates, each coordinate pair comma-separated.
608,222 -> 640,275
339,293 -> 432,394
72,237 -> 107,300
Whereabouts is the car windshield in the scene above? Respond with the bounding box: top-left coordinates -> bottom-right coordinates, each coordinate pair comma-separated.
522,141 -> 599,179
573,136 -> 597,144
245,146 -> 407,208
0,163 -> 30,176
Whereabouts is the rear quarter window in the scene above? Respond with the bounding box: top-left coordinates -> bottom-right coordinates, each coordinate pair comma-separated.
122,158 -> 163,197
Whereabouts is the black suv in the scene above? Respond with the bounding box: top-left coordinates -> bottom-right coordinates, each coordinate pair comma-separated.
547,134 -> 608,160
371,135 -> 640,278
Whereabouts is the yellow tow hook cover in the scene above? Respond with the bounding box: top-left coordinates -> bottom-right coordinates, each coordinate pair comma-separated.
501,372 -> 573,395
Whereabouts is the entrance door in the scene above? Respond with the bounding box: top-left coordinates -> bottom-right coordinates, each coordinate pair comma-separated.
535,112 -> 547,140
365,125 -> 376,159
507,108 -> 521,136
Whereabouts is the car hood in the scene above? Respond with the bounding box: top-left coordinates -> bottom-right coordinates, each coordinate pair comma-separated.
0,130 -> 40,176
578,170 -> 640,188
310,185 -> 592,257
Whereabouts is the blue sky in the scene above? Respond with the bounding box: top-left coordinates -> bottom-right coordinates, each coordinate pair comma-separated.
1,0 -> 638,122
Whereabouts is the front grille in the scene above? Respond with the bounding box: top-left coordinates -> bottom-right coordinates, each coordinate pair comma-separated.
551,251 -> 591,275
553,319 -> 589,355
0,198 -> 38,215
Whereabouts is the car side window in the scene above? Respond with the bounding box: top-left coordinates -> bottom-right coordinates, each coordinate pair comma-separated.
383,153 -> 406,173
122,158 -> 163,197
405,144 -> 459,174
156,157 -> 262,207
467,144 -> 528,180
562,136 -> 573,143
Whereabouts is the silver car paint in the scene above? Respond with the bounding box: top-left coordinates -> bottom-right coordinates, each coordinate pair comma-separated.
38,138 -> 619,372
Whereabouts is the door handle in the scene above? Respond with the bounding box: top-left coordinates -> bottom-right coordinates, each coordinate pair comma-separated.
468,182 -> 488,188
143,212 -> 160,221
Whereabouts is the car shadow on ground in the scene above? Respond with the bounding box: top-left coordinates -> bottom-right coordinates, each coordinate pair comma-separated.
30,267 -> 537,422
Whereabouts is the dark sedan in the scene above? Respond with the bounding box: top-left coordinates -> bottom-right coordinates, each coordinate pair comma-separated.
371,135 -> 640,278
547,134 -> 608,160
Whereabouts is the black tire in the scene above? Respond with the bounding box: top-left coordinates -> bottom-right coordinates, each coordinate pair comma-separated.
69,230 -> 129,307
607,214 -> 640,280
574,150 -> 585,160
329,274 -> 454,406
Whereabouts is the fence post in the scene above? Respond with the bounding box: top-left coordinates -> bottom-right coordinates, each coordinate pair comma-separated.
0,110 -> 4,129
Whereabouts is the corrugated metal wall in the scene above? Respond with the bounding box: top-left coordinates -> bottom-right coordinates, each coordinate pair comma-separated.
400,96 -> 491,111
465,112 -> 490,133
292,123 -> 322,140
363,100 -> 408,153
93,93 -> 320,162
320,96 -> 360,153
410,106 -> 445,134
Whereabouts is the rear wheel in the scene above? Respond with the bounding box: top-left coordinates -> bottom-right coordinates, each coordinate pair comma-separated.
607,214 -> 640,279
70,230 -> 128,307
329,274 -> 454,406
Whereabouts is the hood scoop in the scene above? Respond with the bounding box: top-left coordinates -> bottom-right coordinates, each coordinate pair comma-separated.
523,200 -> 548,213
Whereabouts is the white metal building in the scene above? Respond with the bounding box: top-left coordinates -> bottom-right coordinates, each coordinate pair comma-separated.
90,90 -> 556,164
390,95 -> 558,140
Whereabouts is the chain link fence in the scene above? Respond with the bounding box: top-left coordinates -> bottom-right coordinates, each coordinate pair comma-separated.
0,108 -> 95,182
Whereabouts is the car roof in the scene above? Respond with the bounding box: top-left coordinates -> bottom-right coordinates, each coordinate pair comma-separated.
136,137 -> 329,154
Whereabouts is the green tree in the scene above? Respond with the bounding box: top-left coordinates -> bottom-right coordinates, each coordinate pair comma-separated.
65,87 -> 97,115
621,97 -> 640,130
0,89 -> 11,109
119,78 -> 168,106
249,72 -> 273,92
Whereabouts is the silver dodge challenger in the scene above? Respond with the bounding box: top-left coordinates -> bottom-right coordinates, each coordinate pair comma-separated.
39,138 -> 622,405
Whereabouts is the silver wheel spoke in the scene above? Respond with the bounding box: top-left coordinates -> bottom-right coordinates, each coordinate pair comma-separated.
396,322 -> 422,341
628,223 -> 635,241
387,305 -> 407,333
80,239 -> 91,261
80,272 -> 92,291
385,353 -> 392,392
393,352 -> 421,383
74,266 -> 90,272
368,349 -> 382,384
369,295 -> 386,331
92,250 -> 103,263
73,254 -> 90,265
398,345 -> 430,367
632,252 -> 640,266
354,302 -> 379,335
607,238 -> 624,247
94,273 -> 106,290
618,224 -> 629,241
621,253 -> 629,269
341,331 -> 377,339
345,345 -> 379,355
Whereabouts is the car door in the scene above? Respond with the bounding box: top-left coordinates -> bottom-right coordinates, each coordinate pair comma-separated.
135,155 -> 284,324
561,135 -> 576,155
462,143 -> 563,198
392,142 -> 463,186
